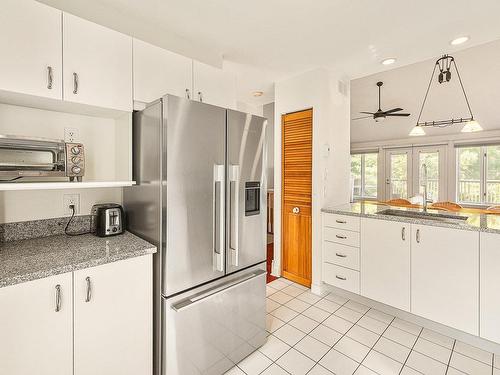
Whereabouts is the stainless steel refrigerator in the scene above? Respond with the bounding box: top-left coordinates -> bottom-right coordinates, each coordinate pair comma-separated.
124,95 -> 268,375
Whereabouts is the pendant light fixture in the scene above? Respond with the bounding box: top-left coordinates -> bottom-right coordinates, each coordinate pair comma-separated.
410,54 -> 482,136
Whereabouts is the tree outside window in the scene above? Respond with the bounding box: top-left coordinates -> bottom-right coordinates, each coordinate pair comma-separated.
351,153 -> 378,199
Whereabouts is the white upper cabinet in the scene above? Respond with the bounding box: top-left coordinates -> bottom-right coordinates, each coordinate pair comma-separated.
361,218 -> 410,311
0,273 -> 73,375
133,39 -> 193,103
193,61 -> 236,109
63,13 -> 132,111
73,255 -> 152,375
411,224 -> 479,335
480,232 -> 500,343
0,0 -> 62,99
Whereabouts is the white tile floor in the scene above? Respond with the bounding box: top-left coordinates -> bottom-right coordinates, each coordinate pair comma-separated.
226,278 -> 500,375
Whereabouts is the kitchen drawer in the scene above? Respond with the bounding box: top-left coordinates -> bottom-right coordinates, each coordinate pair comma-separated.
324,227 -> 360,248
323,263 -> 360,294
323,213 -> 360,232
323,241 -> 360,271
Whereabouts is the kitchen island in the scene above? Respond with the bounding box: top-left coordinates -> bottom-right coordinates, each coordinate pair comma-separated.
321,202 -> 500,344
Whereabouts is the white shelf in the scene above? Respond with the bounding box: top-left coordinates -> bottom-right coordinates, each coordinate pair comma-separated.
0,181 -> 136,191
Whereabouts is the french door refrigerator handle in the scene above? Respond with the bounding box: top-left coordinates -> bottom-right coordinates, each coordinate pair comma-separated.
171,269 -> 266,312
229,165 -> 240,266
213,164 -> 225,272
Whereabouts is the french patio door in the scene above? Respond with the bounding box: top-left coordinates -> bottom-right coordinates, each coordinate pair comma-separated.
385,146 -> 447,202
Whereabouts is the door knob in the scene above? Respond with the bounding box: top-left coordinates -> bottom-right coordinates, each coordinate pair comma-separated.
292,206 -> 300,214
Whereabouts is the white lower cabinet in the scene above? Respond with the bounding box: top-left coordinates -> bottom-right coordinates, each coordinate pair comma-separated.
74,255 -> 153,375
480,232 -> 500,342
361,218 -> 410,311
411,224 -> 479,335
0,255 -> 152,375
0,273 -> 73,375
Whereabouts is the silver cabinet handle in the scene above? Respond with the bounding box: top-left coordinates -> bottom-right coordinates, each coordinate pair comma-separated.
292,206 -> 300,214
47,66 -> 53,90
55,284 -> 61,312
185,88 -> 191,99
73,72 -> 79,94
198,91 -> 203,102
401,227 -> 406,241
85,276 -> 92,302
336,219 -> 347,224
336,234 -> 347,239
335,253 -> 347,258
416,229 -> 420,243
336,275 -> 347,281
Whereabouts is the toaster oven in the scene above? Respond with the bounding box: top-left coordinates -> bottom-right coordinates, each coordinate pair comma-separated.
0,135 -> 85,181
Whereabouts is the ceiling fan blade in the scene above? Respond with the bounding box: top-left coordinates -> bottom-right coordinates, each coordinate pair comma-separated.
386,113 -> 411,117
360,111 -> 375,115
351,115 -> 373,121
383,108 -> 403,114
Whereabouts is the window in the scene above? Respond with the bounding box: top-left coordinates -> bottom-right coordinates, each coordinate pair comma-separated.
457,145 -> 500,204
351,153 -> 378,199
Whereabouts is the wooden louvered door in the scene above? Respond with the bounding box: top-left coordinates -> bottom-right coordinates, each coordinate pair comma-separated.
281,109 -> 312,287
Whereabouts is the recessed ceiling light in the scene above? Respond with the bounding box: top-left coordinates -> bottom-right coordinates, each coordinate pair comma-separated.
252,91 -> 264,97
381,58 -> 397,66
450,36 -> 469,46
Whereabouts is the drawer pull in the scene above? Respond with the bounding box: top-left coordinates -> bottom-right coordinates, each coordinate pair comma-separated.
335,253 -> 347,258
335,234 -> 347,239
336,219 -> 347,224
85,276 -> 92,302
416,229 -> 421,243
401,227 -> 406,241
335,275 -> 347,281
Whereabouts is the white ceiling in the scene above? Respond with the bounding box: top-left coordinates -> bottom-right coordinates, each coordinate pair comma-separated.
350,39 -> 500,143
38,0 -> 500,105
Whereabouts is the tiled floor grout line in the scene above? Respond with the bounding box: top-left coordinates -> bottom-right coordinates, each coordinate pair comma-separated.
352,314 -> 397,375
398,326 -> 424,375
261,280 -> 498,375
303,301 -> 372,374
444,339 -> 457,375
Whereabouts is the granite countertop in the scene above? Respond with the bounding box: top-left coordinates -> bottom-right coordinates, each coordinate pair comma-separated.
0,231 -> 156,288
322,201 -> 500,234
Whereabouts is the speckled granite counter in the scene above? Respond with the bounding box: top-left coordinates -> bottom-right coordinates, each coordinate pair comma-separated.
322,202 -> 500,234
0,231 -> 156,288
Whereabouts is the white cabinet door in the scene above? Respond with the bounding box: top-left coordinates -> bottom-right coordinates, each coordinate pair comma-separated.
0,273 -> 72,375
480,232 -> 500,343
193,61 -> 236,109
411,224 -> 479,335
74,255 -> 152,375
361,218 -> 410,311
133,39 -> 193,103
63,13 -> 132,111
0,0 -> 62,99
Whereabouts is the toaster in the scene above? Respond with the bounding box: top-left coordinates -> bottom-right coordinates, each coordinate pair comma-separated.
91,203 -> 124,237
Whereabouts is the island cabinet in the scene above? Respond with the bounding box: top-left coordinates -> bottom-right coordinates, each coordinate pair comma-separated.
360,218 -> 410,311
0,254 -> 152,375
480,232 -> 500,343
0,273 -> 73,375
411,224 -> 479,335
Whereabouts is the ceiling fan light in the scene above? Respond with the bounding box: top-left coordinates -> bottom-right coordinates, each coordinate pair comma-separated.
409,125 -> 426,136
461,119 -> 483,133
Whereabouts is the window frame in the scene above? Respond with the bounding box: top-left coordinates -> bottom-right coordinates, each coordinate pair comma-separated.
456,144 -> 500,206
351,152 -> 378,200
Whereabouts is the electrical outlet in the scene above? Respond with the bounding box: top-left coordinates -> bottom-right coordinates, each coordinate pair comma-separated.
64,128 -> 79,143
63,194 -> 80,215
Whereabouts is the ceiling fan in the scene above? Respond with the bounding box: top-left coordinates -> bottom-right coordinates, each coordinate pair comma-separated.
353,81 -> 411,122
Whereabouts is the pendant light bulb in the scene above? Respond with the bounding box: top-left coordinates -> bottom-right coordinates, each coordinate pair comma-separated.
461,119 -> 483,133
409,125 -> 426,136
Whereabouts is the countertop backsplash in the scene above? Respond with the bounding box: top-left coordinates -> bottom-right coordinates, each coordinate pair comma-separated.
0,215 -> 92,243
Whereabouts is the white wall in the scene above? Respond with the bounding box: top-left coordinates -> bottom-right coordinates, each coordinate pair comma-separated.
274,68 -> 350,290
263,103 -> 275,190
0,103 -> 127,223
351,39 -> 500,143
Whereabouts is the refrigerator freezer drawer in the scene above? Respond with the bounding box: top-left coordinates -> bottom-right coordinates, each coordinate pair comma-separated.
163,266 -> 267,375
